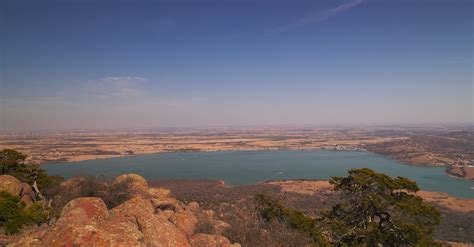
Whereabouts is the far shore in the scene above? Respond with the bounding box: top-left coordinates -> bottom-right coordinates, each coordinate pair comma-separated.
3,127 -> 472,180
39,148 -> 474,182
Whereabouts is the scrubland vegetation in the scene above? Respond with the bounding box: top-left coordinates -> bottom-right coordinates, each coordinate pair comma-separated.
1,148 -> 473,246
155,178 -> 474,245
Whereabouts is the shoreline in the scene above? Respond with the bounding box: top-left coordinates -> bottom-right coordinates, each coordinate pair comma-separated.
446,170 -> 474,182
40,148 -> 368,165
40,149 -> 474,182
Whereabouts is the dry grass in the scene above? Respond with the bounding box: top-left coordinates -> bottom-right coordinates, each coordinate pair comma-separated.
151,179 -> 474,245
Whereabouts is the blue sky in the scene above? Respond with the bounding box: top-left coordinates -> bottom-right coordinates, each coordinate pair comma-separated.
1,0 -> 472,130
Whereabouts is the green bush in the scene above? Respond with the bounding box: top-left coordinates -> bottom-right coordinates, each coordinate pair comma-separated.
255,193 -> 325,244
0,192 -> 49,234
325,168 -> 441,246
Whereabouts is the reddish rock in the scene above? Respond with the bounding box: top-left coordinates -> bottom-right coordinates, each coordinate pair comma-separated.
0,175 -> 22,196
112,196 -> 190,247
148,187 -> 172,198
157,209 -> 175,220
19,183 -> 35,201
103,210 -> 146,245
190,234 -> 237,247
40,225 -> 113,247
114,174 -> 148,190
187,201 -> 200,211
6,175 -> 240,247
170,210 -> 198,237
153,215 -> 191,247
60,197 -> 109,226
12,198 -> 113,247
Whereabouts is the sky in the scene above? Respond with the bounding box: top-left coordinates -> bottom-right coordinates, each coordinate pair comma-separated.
1,0 -> 473,131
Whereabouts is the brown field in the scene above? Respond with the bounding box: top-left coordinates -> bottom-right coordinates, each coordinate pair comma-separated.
0,128 -> 400,164
1,126 -> 473,180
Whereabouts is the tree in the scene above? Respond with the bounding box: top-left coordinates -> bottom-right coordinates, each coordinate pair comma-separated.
323,168 -> 440,246
0,149 -> 27,175
0,149 -> 63,200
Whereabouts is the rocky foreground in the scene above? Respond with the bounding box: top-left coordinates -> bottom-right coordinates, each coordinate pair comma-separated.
0,174 -> 240,247
1,173 -> 473,246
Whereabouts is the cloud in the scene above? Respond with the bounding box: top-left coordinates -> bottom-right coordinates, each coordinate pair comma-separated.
83,76 -> 149,99
272,0 -> 364,33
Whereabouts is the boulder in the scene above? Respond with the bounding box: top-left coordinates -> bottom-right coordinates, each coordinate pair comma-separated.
13,198 -> 115,247
102,210 -> 148,245
13,196 -> 189,246
112,196 -> 190,247
6,174 -> 241,247
114,174 -> 148,189
152,215 -> 191,247
187,201 -> 200,211
60,197 -> 109,226
39,225 -> 113,247
170,210 -> 198,237
0,175 -> 22,196
190,234 -> 238,247
19,182 -> 36,201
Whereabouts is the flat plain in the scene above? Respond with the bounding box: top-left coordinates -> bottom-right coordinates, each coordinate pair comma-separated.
1,125 -> 473,179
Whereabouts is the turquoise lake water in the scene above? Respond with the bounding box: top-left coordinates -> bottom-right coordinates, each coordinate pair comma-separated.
42,151 -> 474,198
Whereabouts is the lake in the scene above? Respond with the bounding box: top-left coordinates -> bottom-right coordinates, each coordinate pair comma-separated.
42,150 -> 474,198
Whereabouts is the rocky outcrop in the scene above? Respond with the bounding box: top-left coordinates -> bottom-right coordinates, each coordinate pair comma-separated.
111,196 -> 190,247
0,175 -> 22,196
170,210 -> 198,238
10,174 -> 240,247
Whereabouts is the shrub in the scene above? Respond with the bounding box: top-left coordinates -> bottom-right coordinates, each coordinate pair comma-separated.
0,192 -> 24,234
255,193 -> 326,244
0,192 -> 49,234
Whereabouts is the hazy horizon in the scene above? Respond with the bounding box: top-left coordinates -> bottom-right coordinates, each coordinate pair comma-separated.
1,122 -> 473,133
1,0 -> 473,131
